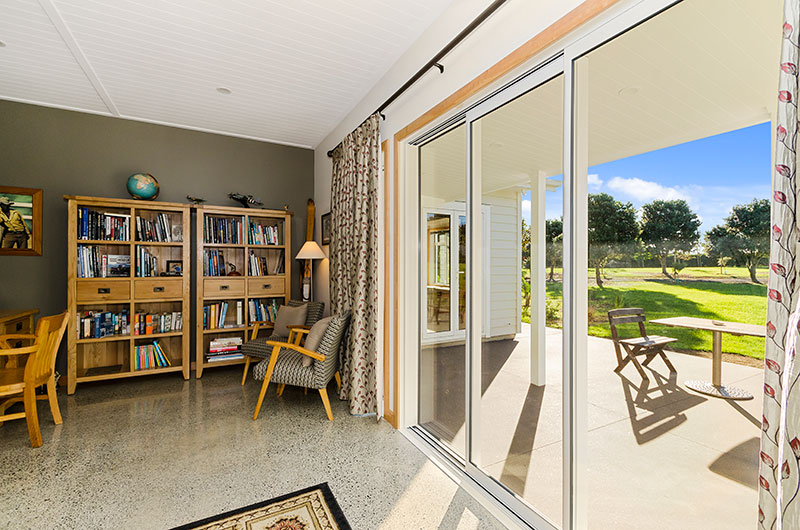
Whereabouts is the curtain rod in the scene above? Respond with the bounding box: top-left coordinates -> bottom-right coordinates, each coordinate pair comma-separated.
327,0 -> 509,158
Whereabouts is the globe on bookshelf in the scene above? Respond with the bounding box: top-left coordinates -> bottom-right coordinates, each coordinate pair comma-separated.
126,173 -> 160,200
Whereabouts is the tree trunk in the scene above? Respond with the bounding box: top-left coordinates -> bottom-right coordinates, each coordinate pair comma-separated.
549,262 -> 555,282
660,254 -> 668,275
595,265 -> 604,288
749,264 -> 760,284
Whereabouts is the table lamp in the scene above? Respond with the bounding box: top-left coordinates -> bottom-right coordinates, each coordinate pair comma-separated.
295,240 -> 326,301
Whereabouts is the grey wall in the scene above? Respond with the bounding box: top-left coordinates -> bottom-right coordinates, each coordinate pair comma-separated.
0,100 -> 314,373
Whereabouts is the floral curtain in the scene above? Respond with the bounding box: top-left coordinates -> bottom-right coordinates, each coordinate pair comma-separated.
760,3 -> 800,528
329,113 -> 380,416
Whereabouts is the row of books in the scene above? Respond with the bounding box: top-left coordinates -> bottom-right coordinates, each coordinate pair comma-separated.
77,207 -> 130,241
77,309 -> 130,339
133,312 -> 183,335
249,221 -> 282,245
136,213 -> 181,242
248,250 -> 285,276
136,246 -> 159,277
249,298 -> 279,323
204,216 -> 243,244
203,301 -> 244,330
203,249 -> 231,276
77,246 -> 130,278
134,341 -> 172,370
206,337 -> 243,362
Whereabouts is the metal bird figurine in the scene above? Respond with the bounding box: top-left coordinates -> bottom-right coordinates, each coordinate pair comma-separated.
229,193 -> 263,208
186,195 -> 207,205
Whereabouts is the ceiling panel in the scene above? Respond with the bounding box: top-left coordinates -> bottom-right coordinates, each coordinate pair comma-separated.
0,0 -> 455,147
0,0 -> 108,112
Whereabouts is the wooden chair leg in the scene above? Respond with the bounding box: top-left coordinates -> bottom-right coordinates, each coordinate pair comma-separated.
304,387 -> 307,395
626,350 -> 649,381
252,351 -> 280,421
277,384 -> 285,396
318,388 -> 333,421
241,356 -> 251,386
334,371 -> 341,391
642,352 -> 657,367
23,385 -> 42,448
660,350 -> 677,373
46,377 -> 62,425
614,354 -> 631,373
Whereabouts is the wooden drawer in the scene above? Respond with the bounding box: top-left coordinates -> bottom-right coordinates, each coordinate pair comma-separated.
77,280 -> 130,302
135,278 -> 183,300
248,277 -> 285,297
204,278 -> 245,297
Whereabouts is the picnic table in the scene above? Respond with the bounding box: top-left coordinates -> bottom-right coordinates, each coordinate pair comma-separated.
649,316 -> 765,401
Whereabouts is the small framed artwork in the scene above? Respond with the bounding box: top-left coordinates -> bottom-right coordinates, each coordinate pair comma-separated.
165,260 -> 183,276
0,186 -> 42,256
321,212 -> 331,246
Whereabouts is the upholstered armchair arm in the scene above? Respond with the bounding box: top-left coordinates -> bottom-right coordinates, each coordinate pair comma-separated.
248,320 -> 274,341
264,340 -> 325,361
288,327 -> 310,346
0,334 -> 35,349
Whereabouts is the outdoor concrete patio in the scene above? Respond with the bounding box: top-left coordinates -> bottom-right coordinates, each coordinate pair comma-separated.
422,324 -> 762,529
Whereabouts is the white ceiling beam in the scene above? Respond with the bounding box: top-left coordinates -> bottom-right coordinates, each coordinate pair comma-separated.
37,0 -> 119,116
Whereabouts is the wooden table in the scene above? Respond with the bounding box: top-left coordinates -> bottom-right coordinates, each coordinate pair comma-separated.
650,316 -> 764,401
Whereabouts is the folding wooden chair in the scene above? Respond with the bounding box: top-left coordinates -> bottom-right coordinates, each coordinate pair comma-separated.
608,308 -> 677,381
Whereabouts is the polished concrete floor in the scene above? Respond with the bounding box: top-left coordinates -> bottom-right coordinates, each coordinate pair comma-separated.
0,367 -> 505,530
422,325 -> 763,529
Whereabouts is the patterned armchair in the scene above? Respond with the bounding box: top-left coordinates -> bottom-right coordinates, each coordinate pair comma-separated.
240,300 -> 324,385
251,311 -> 350,421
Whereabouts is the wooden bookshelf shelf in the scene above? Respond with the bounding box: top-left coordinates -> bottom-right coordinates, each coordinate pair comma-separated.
76,335 -> 131,344
65,196 -> 191,394
134,241 -> 184,247
196,204 -> 292,377
79,239 -> 130,245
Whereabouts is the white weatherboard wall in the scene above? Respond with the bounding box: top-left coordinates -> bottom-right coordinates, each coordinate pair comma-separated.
313,0 -> 584,416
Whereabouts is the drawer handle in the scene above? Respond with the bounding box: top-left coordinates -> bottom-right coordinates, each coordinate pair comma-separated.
263,284 -> 271,289
153,286 -> 164,293
98,288 -> 110,294
220,285 -> 229,291
15,322 -> 22,331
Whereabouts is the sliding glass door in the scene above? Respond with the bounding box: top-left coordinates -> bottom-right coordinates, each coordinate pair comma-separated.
415,58 -> 567,528
465,59 -> 566,528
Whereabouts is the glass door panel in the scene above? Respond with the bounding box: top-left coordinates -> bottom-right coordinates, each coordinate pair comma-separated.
468,70 -> 565,527
418,124 -> 467,457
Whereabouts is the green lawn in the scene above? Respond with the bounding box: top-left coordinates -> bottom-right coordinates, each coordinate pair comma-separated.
521,267 -> 768,359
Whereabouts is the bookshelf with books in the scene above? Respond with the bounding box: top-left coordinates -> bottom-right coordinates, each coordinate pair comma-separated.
65,196 -> 191,394
195,204 -> 291,377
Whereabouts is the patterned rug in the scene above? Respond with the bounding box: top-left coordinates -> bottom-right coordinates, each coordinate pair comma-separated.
172,483 -> 351,530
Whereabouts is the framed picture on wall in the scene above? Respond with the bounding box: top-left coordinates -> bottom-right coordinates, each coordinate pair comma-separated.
321,212 -> 331,246
0,186 -> 42,256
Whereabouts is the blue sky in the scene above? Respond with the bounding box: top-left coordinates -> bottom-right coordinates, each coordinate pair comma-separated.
523,122 -> 772,234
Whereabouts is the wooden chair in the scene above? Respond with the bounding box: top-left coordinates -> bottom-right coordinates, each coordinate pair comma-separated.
241,300 -> 325,385
607,308 -> 677,381
251,311 -> 350,421
0,311 -> 69,447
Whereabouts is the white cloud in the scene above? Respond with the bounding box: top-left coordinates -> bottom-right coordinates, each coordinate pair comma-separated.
587,173 -> 603,191
606,176 -> 688,203
521,199 -> 531,220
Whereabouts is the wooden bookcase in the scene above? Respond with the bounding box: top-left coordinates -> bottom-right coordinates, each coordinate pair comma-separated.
65,196 -> 191,394
195,205 -> 291,377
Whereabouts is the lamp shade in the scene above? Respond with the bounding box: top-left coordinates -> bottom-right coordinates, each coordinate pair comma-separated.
295,240 -> 326,260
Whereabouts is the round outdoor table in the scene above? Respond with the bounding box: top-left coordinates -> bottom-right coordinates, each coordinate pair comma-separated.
649,316 -> 764,401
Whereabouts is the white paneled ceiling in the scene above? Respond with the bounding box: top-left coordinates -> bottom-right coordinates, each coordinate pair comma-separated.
0,0 -> 456,148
